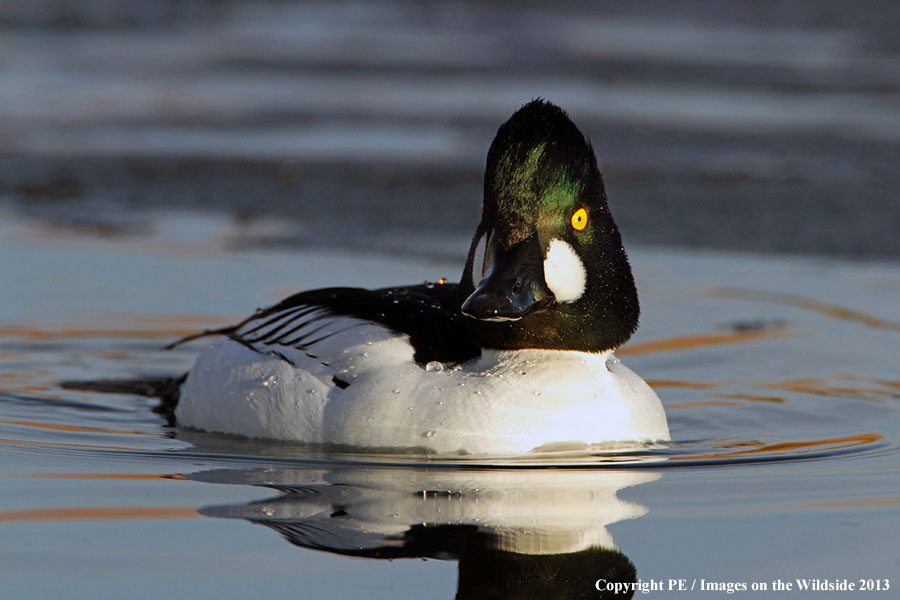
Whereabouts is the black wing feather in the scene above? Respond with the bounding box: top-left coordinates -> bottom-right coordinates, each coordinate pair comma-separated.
168,283 -> 480,365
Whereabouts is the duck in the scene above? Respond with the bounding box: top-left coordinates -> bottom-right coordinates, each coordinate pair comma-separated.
172,99 -> 670,454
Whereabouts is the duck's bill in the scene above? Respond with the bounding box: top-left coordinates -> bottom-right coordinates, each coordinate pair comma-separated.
461,232 -> 553,321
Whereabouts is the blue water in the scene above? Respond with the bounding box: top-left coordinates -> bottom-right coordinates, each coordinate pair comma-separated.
3,1 -> 900,597
2,212 -> 899,598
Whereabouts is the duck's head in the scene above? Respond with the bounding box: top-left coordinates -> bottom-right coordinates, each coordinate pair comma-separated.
460,99 -> 639,353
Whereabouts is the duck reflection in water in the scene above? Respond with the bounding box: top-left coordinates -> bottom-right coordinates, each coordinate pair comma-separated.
192,464 -> 657,599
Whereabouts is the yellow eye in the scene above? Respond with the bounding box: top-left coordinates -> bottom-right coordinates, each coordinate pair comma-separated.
570,207 -> 588,231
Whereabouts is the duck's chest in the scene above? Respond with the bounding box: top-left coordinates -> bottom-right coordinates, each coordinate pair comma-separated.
318,345 -> 650,452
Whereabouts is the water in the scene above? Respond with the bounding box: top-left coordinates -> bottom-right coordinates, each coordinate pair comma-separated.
2,0 -> 900,260
3,211 -> 899,598
3,1 -> 900,597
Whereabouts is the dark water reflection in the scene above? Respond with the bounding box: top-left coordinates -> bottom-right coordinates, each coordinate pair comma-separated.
193,465 -> 649,599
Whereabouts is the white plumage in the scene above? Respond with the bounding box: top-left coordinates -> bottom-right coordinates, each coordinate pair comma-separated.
177,317 -> 669,454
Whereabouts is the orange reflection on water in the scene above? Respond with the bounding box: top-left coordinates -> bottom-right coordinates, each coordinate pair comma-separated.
0,437 -> 140,451
665,400 -> 743,409
650,381 -> 786,408
762,377 -> 897,400
647,380 -> 718,389
0,419 -> 148,436
15,472 -> 187,481
712,393 -> 786,404
0,326 -> 199,340
620,329 -> 793,356
709,286 -> 900,333
651,375 -> 894,408
878,379 -> 900,390
95,351 -> 140,360
716,438 -> 765,449
671,432 -> 883,462
0,506 -> 200,523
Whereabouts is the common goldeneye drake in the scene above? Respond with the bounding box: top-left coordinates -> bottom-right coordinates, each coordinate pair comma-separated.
173,100 -> 669,454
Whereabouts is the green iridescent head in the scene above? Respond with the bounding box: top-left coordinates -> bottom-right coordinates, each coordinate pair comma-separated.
482,100 -> 609,251
460,99 -> 639,352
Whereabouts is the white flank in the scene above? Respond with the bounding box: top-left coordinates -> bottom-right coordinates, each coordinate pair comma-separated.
543,238 -> 586,302
179,338 -> 670,453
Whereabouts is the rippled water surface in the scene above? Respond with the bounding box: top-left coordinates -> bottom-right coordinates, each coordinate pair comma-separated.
4,1 -> 900,597
3,212 -> 899,598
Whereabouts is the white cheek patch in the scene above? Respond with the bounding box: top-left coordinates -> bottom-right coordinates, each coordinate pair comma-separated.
543,239 -> 586,303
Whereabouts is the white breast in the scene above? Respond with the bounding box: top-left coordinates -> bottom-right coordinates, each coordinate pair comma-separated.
177,319 -> 669,454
